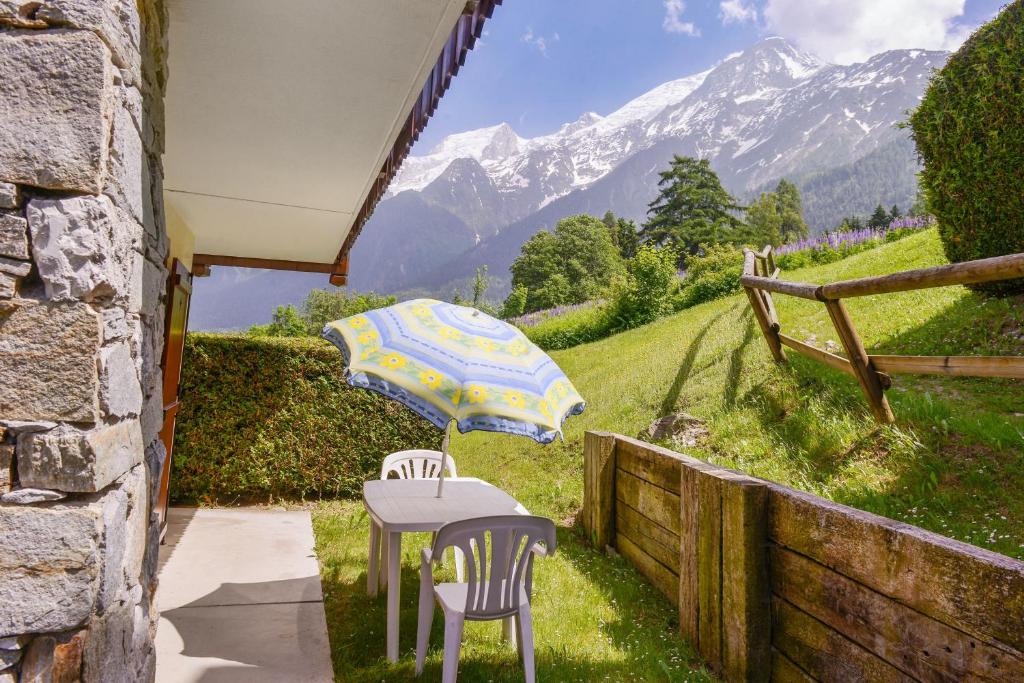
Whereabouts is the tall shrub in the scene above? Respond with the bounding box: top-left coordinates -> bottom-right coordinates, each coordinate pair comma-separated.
908,0 -> 1024,292
172,334 -> 441,503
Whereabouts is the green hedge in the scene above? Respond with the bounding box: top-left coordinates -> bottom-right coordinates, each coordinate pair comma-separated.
908,0 -> 1024,292
171,334 -> 441,503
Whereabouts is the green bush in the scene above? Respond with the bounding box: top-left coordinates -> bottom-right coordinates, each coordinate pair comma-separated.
673,244 -> 744,310
521,305 -> 614,350
908,1 -> 1024,292
172,334 -> 441,503
608,245 -> 678,329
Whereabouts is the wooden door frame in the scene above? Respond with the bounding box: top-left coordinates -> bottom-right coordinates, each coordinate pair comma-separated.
157,258 -> 192,538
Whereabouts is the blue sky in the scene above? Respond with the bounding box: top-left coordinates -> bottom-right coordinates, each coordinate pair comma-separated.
417,0 -> 1005,150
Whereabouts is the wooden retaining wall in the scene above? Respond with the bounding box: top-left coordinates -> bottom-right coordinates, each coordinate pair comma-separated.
582,432 -> 1024,682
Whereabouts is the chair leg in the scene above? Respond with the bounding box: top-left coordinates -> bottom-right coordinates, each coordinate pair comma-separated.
502,616 -> 517,648
368,522 -> 380,597
516,604 -> 535,683
441,613 -> 465,683
386,532 -> 402,663
415,587 -> 435,675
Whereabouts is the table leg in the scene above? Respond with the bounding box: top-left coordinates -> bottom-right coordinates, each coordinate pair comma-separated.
387,531 -> 402,662
380,531 -> 389,590
368,522 -> 380,597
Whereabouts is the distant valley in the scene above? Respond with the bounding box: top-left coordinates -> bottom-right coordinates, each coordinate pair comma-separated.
190,37 -> 945,330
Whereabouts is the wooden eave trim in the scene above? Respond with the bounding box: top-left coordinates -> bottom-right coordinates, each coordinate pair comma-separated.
331,0 -> 502,273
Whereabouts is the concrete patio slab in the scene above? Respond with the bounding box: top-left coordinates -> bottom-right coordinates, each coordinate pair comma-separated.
156,507 -> 334,682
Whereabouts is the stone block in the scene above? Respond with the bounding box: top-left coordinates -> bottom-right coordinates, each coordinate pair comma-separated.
0,31 -> 113,193
0,273 -> 14,299
0,0 -> 143,79
18,630 -> 85,683
82,602 -> 153,683
0,256 -> 29,277
102,307 -> 130,342
0,212 -> 28,259
18,420 -> 143,493
0,301 -> 101,423
0,502 -> 102,634
0,444 -> 11,494
99,342 -> 143,418
0,183 -> 17,210
27,195 -> 143,307
0,488 -> 66,505
106,100 -> 148,226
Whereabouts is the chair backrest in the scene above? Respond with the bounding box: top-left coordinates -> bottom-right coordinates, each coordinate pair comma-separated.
432,515 -> 556,619
380,449 -> 457,480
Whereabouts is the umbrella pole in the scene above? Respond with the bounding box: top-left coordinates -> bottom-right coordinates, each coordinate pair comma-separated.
436,420 -> 453,497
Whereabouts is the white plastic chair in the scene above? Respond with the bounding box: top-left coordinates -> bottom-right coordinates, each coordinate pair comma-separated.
368,450 -> 460,596
415,515 -> 556,683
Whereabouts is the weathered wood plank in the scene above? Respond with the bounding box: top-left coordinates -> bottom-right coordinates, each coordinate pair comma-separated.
616,437 -> 685,494
721,475 -> 771,682
772,648 -> 819,683
870,354 -> 1024,379
779,334 -> 857,379
583,431 -> 617,550
616,468 -> 681,535
740,274 -> 824,301
772,597 -> 916,683
680,465 -> 700,646
771,545 -> 1024,682
819,252 -> 1024,299
616,502 -> 680,573
768,485 -> 1024,654
697,469 -> 723,671
824,299 -> 894,423
617,533 -> 679,605
745,285 -> 786,362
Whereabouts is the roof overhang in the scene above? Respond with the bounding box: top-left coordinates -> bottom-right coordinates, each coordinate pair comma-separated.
164,0 -> 500,285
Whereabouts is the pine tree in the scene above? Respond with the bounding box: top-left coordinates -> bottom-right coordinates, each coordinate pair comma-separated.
614,218 -> 640,259
775,179 -> 808,241
471,266 -> 489,309
642,155 -> 743,259
889,205 -> 901,222
868,204 -> 890,229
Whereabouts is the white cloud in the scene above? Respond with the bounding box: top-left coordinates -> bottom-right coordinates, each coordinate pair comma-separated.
762,0 -> 971,64
521,26 -> 559,57
663,0 -> 700,36
720,0 -> 758,25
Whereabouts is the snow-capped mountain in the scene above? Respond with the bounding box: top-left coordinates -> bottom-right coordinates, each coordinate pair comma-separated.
191,37 -> 946,329
386,37 -> 938,229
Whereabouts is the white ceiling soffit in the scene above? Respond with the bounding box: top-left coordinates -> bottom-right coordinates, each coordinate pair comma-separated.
163,0 -> 466,264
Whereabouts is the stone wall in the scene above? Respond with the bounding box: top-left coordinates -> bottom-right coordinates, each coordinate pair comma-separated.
0,2 -> 169,681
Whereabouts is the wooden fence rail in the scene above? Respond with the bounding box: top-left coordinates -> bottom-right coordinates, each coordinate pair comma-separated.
582,432 -> 1024,682
740,247 -> 1024,423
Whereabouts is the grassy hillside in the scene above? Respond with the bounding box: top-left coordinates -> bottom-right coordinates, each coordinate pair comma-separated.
313,228 -> 1023,681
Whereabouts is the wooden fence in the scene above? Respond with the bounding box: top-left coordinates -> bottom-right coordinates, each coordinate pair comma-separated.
739,247 -> 1024,423
582,432 -> 1024,682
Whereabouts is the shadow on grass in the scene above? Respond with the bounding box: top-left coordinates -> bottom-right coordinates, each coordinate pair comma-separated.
317,512 -> 712,682
742,293 -> 1024,558
660,307 -> 733,416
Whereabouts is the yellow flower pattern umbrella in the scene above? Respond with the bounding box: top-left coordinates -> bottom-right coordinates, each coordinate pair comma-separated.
323,299 -> 586,495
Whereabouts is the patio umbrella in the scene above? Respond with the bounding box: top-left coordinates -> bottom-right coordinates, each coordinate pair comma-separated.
322,298 -> 586,496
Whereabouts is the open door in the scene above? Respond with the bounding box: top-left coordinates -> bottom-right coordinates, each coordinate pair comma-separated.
157,258 -> 192,538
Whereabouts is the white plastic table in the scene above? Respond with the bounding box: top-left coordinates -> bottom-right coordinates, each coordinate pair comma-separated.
363,478 -> 528,662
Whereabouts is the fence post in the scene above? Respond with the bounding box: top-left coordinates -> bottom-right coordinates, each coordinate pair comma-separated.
583,431 -> 617,550
679,466 -> 700,646
721,474 -> 771,682
824,299 -> 894,424
697,470 -> 724,671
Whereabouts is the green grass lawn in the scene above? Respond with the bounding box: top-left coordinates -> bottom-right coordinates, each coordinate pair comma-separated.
312,228 -> 1024,681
